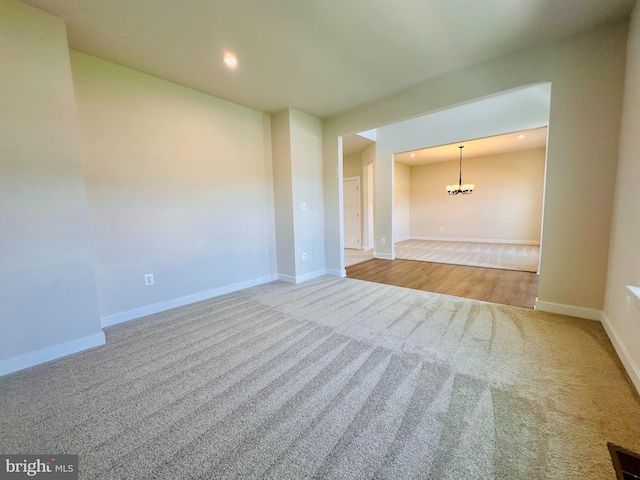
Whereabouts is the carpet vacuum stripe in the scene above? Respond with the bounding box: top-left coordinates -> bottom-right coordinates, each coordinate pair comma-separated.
2,276 -> 640,479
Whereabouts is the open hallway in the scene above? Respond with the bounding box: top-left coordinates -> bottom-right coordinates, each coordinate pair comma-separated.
347,258 -> 539,309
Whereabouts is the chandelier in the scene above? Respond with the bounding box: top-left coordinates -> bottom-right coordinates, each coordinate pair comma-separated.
446,146 -> 474,195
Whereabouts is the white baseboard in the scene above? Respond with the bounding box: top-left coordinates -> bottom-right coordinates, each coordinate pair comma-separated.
0,332 -> 106,377
295,269 -> 327,283
408,236 -> 540,246
102,274 -> 277,328
326,268 -> 346,277
278,269 -> 327,284
534,299 -> 601,321
601,313 -> 640,395
394,236 -> 410,243
374,252 -> 395,260
277,274 -> 297,283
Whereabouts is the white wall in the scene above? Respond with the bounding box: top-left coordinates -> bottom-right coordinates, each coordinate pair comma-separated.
71,51 -> 276,322
289,108 -> 325,279
343,154 -> 362,179
272,108 -> 325,282
409,148 -> 545,243
362,144 -> 375,250
324,22 -> 626,314
0,0 -> 104,374
602,2 -> 640,393
272,109 -> 296,278
377,84 -> 550,154
393,162 -> 410,242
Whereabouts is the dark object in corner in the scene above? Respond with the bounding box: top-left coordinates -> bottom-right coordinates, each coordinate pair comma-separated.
609,443 -> 640,480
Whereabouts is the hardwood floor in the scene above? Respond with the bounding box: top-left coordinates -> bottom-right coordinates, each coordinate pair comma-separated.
346,258 -> 539,308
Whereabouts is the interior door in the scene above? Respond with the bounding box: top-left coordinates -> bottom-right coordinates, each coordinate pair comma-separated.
343,177 -> 361,249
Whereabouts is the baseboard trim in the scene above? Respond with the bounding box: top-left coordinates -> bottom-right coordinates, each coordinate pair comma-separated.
374,252 -> 395,260
295,269 -> 327,283
601,313 -> 640,395
534,299 -> 601,321
326,268 -> 346,277
0,332 -> 106,377
102,274 -> 277,328
394,236 -> 410,243
277,274 -> 297,283
408,236 -> 540,246
278,269 -> 327,284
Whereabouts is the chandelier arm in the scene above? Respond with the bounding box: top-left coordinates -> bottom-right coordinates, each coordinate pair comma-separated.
459,146 -> 463,185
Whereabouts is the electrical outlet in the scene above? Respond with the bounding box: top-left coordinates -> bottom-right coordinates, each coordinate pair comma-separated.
381,238 -> 386,245
145,274 -> 154,286
302,252 -> 307,261
440,227 -> 444,232
301,202 -> 307,211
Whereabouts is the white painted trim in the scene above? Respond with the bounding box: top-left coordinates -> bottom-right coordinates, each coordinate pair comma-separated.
0,332 -> 106,377
408,236 -> 540,246
295,269 -> 327,283
394,236 -> 410,243
534,299 -> 601,321
374,252 -> 395,260
601,313 -> 640,395
326,268 -> 346,277
277,274 -> 297,283
102,274 -> 277,328
278,270 -> 327,284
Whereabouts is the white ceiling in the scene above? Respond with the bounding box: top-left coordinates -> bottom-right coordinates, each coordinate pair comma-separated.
343,134 -> 374,157
21,0 -> 634,118
394,127 -> 548,166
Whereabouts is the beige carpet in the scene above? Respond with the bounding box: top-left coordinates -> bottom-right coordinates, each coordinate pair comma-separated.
2,276 -> 639,479
344,248 -> 374,267
395,239 -> 540,272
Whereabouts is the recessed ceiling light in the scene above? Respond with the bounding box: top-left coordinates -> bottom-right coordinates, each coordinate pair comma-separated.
517,134 -> 525,140
410,153 -> 415,157
223,54 -> 238,68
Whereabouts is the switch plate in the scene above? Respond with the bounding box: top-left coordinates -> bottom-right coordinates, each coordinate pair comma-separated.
302,252 -> 307,261
301,203 -> 307,211
381,238 -> 386,245
145,274 -> 154,286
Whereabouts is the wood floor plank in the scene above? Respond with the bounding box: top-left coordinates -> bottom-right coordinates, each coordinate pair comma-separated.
346,258 -> 538,308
